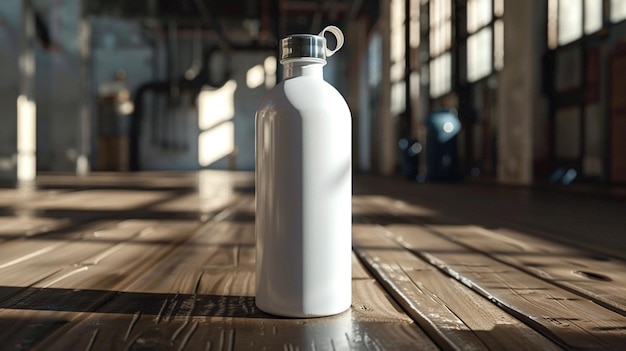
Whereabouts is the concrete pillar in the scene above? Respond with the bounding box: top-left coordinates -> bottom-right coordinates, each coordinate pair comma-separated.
379,0 -> 396,175
17,0 -> 36,183
497,0 -> 545,185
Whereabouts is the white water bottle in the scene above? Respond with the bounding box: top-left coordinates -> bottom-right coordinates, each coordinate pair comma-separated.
255,26 -> 352,317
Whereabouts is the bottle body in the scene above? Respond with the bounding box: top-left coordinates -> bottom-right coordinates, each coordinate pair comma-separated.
255,64 -> 352,317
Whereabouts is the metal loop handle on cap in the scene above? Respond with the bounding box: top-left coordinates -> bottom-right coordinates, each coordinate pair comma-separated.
318,25 -> 344,57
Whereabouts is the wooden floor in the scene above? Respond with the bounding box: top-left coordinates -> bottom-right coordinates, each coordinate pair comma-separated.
0,171 -> 625,350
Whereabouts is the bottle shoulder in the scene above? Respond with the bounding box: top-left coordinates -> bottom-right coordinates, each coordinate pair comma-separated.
258,78 -> 349,115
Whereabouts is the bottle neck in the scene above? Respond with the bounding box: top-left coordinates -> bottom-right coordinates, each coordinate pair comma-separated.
282,59 -> 325,80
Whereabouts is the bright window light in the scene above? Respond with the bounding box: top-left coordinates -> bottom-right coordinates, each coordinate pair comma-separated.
558,0 -> 583,45
246,64 -> 265,89
264,56 -> 277,89
391,0 -> 406,67
430,0 -> 451,57
494,0 -> 504,17
197,80 -> 237,167
430,52 -> 451,98
467,0 -> 492,33
611,0 -> 626,22
409,0 -> 420,48
198,80 -> 236,130
17,95 -> 36,182
198,122 -> 235,167
467,27 -> 493,82
585,0 -> 603,33
391,81 -> 406,115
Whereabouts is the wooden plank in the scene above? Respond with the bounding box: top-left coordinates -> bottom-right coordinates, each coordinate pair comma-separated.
33,224 -> 437,350
0,219 -> 202,351
0,185 -> 438,350
33,171 -> 255,191
16,189 -> 172,211
0,184 -> 241,290
366,196 -> 626,317
354,175 -> 626,260
0,216 -> 69,238
384,223 -> 626,351
0,192 -> 242,349
0,188 -> 64,207
353,224 -> 563,351
425,224 -> 626,316
0,220 -> 199,289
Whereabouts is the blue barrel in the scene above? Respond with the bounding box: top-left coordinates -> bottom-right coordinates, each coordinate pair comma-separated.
425,109 -> 463,181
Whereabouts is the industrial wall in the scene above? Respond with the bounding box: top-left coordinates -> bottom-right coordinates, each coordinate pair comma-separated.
0,1 -> 302,175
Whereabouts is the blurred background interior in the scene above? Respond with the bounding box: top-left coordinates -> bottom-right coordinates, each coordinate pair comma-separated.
1,0 -> 626,188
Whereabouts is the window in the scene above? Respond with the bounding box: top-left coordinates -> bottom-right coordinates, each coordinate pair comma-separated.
549,0 -> 604,49
430,52 -> 451,97
585,0 -> 603,34
466,0 -> 503,83
391,0 -> 406,114
467,0 -> 491,33
467,27 -> 492,82
429,0 -> 451,57
612,0 -> 626,22
391,0 -> 406,83
409,0 -> 421,103
429,0 -> 452,97
558,0 -> 583,45
410,0 -> 421,49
